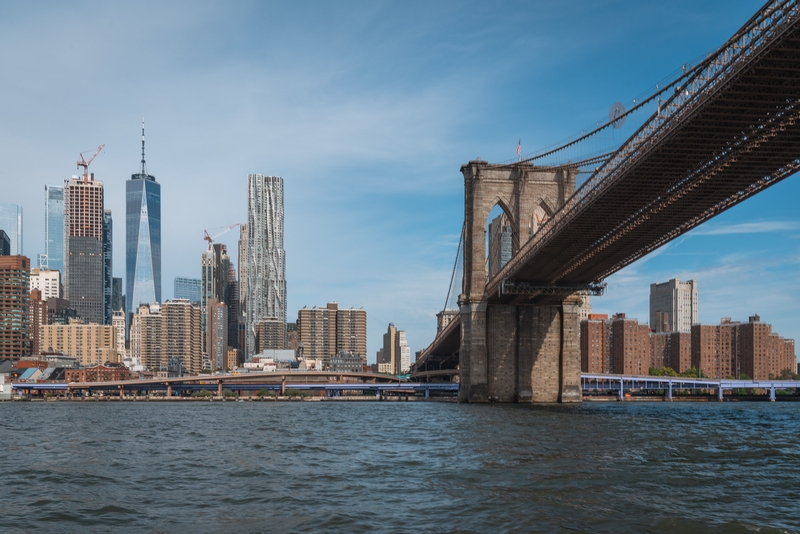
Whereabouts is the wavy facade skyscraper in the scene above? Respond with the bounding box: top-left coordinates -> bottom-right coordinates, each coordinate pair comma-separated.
245,174 -> 286,357
126,121 -> 161,333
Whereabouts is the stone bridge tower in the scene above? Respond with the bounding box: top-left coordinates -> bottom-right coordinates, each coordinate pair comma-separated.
458,160 -> 583,403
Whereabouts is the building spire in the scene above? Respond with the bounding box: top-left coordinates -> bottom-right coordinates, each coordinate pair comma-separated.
140,118 -> 148,175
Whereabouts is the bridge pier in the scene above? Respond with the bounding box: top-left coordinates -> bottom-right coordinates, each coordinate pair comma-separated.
459,295 -> 582,403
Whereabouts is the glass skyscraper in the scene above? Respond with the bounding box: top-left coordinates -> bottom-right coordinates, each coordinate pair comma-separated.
245,174 -> 286,358
174,277 -> 201,305
0,202 -> 23,255
126,121 -> 161,332
44,185 -> 64,273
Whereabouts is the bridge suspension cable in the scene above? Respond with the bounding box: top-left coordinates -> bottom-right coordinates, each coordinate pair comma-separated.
443,222 -> 464,313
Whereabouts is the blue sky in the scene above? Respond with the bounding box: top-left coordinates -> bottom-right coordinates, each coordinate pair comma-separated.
2,0 -> 797,361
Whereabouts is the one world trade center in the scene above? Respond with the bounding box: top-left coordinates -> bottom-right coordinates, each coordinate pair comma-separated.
126,120 -> 161,334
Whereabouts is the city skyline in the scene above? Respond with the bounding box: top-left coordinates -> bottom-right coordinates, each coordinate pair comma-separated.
1,0 -> 798,361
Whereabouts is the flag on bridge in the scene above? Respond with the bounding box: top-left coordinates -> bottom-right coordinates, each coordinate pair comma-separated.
517,139 -> 521,160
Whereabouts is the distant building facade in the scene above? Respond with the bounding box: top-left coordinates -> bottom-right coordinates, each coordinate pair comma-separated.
44,185 -> 64,273
64,174 -> 105,325
297,303 -> 366,364
650,279 -> 698,333
487,212 -> 512,279
29,267 -> 62,300
0,256 -> 31,361
0,202 -> 23,255
245,174 -> 286,358
174,277 -> 201,305
42,322 -> 118,367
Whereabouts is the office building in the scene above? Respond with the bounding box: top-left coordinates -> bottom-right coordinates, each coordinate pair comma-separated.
650,279 -> 698,333
130,303 -> 162,371
227,264 -> 239,349
0,203 -> 22,255
487,212 -> 512,279
207,298 -> 228,370
238,223 -> 248,323
174,277 -> 201,305
44,185 -> 64,273
245,174 -> 286,357
102,209 -> 113,325
161,299 -> 202,375
47,297 -> 77,325
126,121 -> 161,331
0,230 -> 9,256
112,277 -> 123,312
381,323 -> 397,372
42,323 -> 118,367
29,268 -> 62,300
395,329 -> 411,374
0,256 -> 31,361
64,174 -> 105,325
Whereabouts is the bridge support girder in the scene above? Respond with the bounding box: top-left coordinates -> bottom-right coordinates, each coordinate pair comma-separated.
459,295 -> 582,403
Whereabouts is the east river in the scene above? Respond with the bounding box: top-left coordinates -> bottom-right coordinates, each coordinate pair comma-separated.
1,400 -> 799,533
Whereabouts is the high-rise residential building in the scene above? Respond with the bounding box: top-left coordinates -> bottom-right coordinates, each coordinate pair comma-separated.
174,277 -> 201,305
650,279 -> 698,333
29,268 -> 62,300
255,318 -> 285,354
44,185 -> 64,273
395,330 -> 411,374
0,256 -> 31,361
64,174 -> 105,325
42,322 -> 118,367
580,314 -> 611,374
103,209 -> 113,325
130,303 -> 162,371
245,174 -> 286,358
126,121 -> 161,332
297,303 -> 367,363
29,289 -> 48,356
112,309 -> 127,360
691,315 -> 796,380
487,212 -> 512,279
161,299 -> 202,375
611,314 -> 651,375
336,307 -> 367,359
207,298 -> 228,370
0,230 -> 9,256
0,203 -> 23,256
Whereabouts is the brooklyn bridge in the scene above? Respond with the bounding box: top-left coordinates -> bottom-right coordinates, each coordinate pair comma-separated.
411,0 -> 800,402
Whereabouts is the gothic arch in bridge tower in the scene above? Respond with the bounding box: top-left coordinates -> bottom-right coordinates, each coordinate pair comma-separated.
458,160 -> 580,403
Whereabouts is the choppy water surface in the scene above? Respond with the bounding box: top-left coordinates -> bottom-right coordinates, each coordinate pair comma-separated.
1,401 -> 799,533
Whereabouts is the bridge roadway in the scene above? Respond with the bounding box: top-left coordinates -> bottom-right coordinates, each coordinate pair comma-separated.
415,1 -> 800,400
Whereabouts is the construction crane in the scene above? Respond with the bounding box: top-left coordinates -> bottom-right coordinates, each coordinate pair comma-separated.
77,144 -> 105,182
204,223 -> 241,251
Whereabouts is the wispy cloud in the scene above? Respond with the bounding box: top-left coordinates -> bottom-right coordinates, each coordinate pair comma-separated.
692,220 -> 800,236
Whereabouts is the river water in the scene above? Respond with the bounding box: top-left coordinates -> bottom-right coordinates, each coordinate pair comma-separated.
1,400 -> 799,533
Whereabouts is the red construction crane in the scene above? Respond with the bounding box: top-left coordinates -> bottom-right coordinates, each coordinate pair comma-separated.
204,223 -> 241,251
77,144 -> 105,182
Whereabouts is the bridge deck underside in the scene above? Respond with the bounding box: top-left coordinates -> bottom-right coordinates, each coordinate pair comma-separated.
491,22 -> 800,299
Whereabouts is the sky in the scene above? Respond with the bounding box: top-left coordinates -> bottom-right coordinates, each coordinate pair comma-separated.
2,0 -> 798,362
